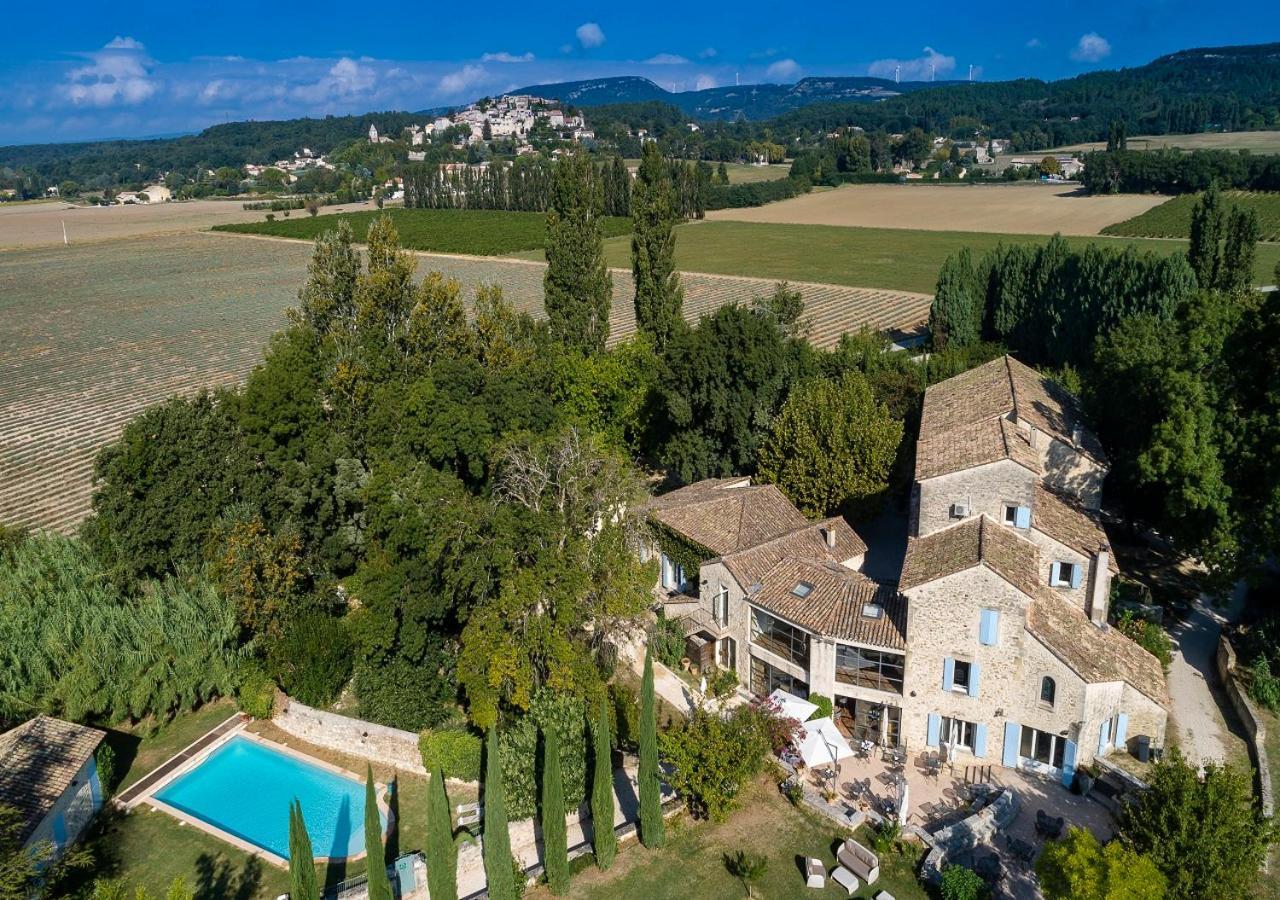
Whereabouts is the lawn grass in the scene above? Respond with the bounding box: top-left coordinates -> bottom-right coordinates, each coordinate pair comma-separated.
214,208 -> 632,256
110,699 -> 239,791
1258,708 -> 1280,900
537,776 -> 927,899
577,221 -> 1280,294
1103,191 -> 1280,242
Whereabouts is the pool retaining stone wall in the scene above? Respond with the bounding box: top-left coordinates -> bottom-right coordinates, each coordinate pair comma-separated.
274,695 -> 431,777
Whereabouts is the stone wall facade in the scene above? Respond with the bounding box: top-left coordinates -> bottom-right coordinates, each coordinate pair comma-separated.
1038,433 -> 1106,510
915,460 -> 1035,539
1217,636 -> 1275,818
274,696 -> 428,777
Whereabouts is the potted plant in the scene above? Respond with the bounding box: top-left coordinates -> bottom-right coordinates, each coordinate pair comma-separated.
1074,764 -> 1097,796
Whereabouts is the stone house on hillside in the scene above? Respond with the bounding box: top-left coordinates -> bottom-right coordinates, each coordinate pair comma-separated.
644,355 -> 1168,786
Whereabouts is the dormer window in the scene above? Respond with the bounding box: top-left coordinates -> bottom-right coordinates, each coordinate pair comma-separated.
791,581 -> 814,598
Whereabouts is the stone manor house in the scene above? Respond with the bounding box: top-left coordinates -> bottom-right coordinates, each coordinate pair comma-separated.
645,356 -> 1168,788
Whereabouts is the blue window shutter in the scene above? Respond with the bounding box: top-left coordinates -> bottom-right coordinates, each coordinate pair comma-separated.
1015,506 -> 1031,528
942,657 -> 954,692
1002,722 -> 1020,767
677,565 -> 687,590
1070,564 -> 1083,589
979,609 -> 999,646
1115,713 -> 1129,749
927,713 -> 941,748
660,555 -> 672,589
1061,740 -> 1078,788
1049,562 -> 1061,585
1097,719 -> 1111,756
968,661 -> 981,697
974,723 -> 988,758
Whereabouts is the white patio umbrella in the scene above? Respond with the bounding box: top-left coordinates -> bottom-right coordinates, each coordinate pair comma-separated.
796,716 -> 854,769
897,777 -> 910,827
769,688 -> 818,723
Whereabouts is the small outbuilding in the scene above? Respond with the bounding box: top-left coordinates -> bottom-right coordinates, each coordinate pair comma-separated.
0,716 -> 106,858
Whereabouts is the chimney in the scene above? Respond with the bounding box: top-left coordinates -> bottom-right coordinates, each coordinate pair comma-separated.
824,525 -> 837,549
1071,421 -> 1083,448
1088,548 -> 1111,627
1028,425 -> 1039,451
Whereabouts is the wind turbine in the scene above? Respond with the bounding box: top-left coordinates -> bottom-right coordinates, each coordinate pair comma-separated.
894,65 -> 900,85
930,63 -> 936,82
968,64 -> 973,82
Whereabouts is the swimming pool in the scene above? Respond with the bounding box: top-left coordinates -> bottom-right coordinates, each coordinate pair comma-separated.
154,735 -> 385,860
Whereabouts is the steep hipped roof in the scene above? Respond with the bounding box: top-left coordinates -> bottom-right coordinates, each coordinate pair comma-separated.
899,516 -> 1167,708
1033,484 -> 1119,574
719,516 -> 867,588
647,479 -> 809,556
751,557 -> 907,650
914,355 -> 1106,481
899,515 -> 1042,599
0,716 -> 105,844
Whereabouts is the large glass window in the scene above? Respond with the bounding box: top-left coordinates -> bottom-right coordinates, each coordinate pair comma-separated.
835,645 -> 905,694
750,608 -> 809,666
750,656 -> 808,699
713,583 -> 730,627
835,697 -> 902,747
1019,726 -> 1067,769
940,716 -> 975,750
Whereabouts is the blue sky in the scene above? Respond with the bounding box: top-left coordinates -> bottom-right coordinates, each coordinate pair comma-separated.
2,1 -> 1276,145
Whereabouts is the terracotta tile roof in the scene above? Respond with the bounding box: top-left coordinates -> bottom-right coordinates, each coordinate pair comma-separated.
750,557 -> 907,650
720,516 -> 867,588
647,479 -> 808,556
914,355 -> 1105,480
1028,597 -> 1170,709
899,515 -> 1041,598
1033,484 -> 1119,574
0,716 -> 105,843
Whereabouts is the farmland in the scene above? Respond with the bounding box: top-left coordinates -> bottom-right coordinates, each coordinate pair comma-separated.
0,231 -> 929,533
1102,191 -> 1280,241
704,182 -> 1168,235
626,159 -> 790,183
214,207 -> 633,255
1045,130 -> 1280,155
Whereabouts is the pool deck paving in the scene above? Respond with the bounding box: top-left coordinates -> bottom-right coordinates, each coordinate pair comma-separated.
115,712 -> 249,809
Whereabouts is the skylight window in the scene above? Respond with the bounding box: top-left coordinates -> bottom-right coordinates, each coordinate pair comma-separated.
862,602 -> 884,619
791,581 -> 814,598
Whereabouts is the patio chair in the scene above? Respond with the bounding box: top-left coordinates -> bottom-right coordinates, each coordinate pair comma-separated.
831,866 -> 859,896
805,857 -> 826,889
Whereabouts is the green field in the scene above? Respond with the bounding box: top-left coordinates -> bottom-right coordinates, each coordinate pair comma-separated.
1103,191 -> 1280,242
215,208 -> 632,256
1046,130 -> 1280,155
516,221 -> 1280,294
624,159 -> 791,184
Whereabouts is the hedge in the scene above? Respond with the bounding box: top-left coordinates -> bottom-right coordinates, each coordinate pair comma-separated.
419,728 -> 483,782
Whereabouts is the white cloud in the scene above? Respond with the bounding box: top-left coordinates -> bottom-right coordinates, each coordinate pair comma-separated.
1071,33 -> 1112,62
765,58 -> 800,81
1026,38 -> 1042,49
699,47 -> 717,59
695,74 -> 717,91
576,22 -> 606,49
289,57 -> 377,103
645,53 -> 688,65
481,51 -> 534,63
867,46 -> 955,81
439,64 -> 488,96
64,37 -> 156,107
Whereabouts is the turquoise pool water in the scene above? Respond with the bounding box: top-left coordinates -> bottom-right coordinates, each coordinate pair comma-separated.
155,736 -> 385,859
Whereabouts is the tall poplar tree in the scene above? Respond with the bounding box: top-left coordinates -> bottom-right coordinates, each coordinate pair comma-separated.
540,727 -> 570,894
1188,183 -> 1226,290
1222,206 -> 1260,293
363,767 -> 392,900
638,646 -> 665,848
288,800 -> 318,900
482,728 -> 517,900
591,696 -> 617,869
426,767 -> 458,900
631,141 -> 685,350
544,150 -> 612,355
928,247 -> 981,350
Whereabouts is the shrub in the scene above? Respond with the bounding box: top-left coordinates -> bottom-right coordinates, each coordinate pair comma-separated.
648,615 -> 686,669
940,864 -> 987,900
608,681 -> 639,750
870,820 -> 901,854
268,612 -> 353,707
1248,656 -> 1280,711
236,666 -> 277,720
1115,610 -> 1173,668
419,728 -> 482,782
353,656 -> 458,732
781,779 -> 804,806
751,696 -> 803,755
708,667 -> 739,699
94,744 -> 117,798
499,690 -> 587,821
807,693 -> 833,721
265,213 -> 276,222
659,704 -> 772,820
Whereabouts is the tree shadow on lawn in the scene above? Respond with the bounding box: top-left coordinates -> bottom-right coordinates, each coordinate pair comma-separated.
194,852 -> 264,900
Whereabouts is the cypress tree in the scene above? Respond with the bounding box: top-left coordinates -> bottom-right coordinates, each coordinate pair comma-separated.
540,727 -> 570,894
638,646 -> 665,848
363,766 -> 393,900
1189,183 -> 1226,290
483,728 -> 517,900
288,799 -> 318,900
631,141 -> 685,350
544,150 -> 612,355
426,767 -> 458,900
591,695 -> 617,869
1223,205 -> 1260,293
928,247 -> 982,350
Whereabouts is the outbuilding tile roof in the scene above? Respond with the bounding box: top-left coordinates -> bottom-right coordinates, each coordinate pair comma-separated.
719,516 -> 867,588
0,716 -> 105,844
899,515 -> 1041,599
750,557 -> 907,650
647,479 -> 809,556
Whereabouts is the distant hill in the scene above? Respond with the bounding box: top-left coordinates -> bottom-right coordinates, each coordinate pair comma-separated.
512,75 -> 955,120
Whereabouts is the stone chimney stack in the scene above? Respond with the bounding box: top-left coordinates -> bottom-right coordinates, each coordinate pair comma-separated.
1088,548 -> 1111,627
824,525 -> 837,549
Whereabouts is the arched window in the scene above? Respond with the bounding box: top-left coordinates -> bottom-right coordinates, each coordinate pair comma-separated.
1040,676 -> 1056,707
